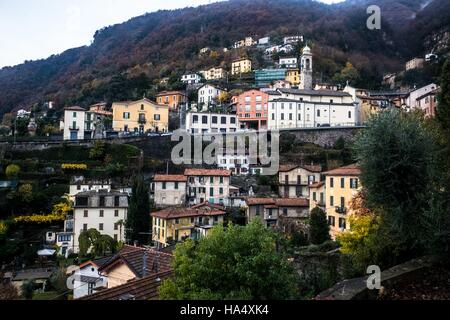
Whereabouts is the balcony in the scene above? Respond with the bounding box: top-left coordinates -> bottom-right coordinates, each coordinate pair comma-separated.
69,126 -> 80,131
335,206 -> 347,215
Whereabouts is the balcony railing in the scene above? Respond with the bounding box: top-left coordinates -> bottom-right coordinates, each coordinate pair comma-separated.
69,126 -> 80,131
335,206 -> 347,214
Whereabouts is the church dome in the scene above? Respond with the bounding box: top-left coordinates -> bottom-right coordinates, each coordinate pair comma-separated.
302,45 -> 311,54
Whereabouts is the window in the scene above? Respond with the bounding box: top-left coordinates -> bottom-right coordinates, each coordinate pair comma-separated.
272,114 -> 275,120
115,210 -> 119,217
84,210 -> 88,218
175,182 -> 179,190
202,116 -> 208,124
330,178 -> 334,188
256,206 -> 260,216
191,217 -> 195,224
83,224 -> 88,231
99,196 -> 105,207
341,178 -> 345,188
317,109 -> 321,117
350,178 -> 359,189
210,177 -> 214,184
230,117 -> 236,124
99,223 -> 104,231
114,223 -> 118,231
340,197 -> 345,208
330,196 -> 334,207
289,113 -> 293,121
210,188 -> 214,196
114,234 -> 118,241
162,182 -> 167,190
73,112 -> 77,118
141,104 -> 145,111
175,219 -> 180,224
154,114 -> 161,121
212,116 -> 218,124
77,185 -> 81,190
221,117 -> 227,124
298,114 -> 301,121
219,188 -> 223,195
123,112 -> 130,119
328,216 -> 335,226
339,218 -> 347,229
99,210 -> 104,217
219,177 -> 224,184
348,111 -> 352,119
281,114 -> 285,121
193,115 -> 199,124
313,192 -> 317,202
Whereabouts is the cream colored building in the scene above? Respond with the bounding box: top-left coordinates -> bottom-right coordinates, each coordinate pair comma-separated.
322,164 -> 361,239
232,58 -> 252,76
185,169 -> 231,205
309,181 -> 326,211
112,98 -> 169,134
278,164 -> 322,198
201,67 -> 226,81
406,58 -> 424,71
152,174 -> 187,207
285,68 -> 300,86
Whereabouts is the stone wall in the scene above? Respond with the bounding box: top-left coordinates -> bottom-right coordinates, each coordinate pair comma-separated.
281,127 -> 365,147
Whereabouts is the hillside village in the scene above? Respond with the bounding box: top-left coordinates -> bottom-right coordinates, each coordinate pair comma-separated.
1,7 -> 450,302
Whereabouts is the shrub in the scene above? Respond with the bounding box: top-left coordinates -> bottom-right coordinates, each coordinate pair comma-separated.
5,164 -> 20,178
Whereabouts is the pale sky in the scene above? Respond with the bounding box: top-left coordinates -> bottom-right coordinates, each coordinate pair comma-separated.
0,0 -> 343,68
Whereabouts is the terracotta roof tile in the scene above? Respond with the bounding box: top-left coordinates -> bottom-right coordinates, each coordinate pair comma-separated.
78,270 -> 173,300
278,164 -> 322,173
184,169 -> 231,177
245,198 -> 276,206
323,164 -> 361,176
309,181 -> 325,189
275,198 -> 309,207
153,174 -> 187,182
151,207 -> 226,219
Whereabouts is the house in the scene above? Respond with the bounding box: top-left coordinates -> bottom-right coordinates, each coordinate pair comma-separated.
200,67 -> 226,81
279,57 -> 298,69
112,98 -> 169,134
73,257 -> 110,299
255,69 -> 287,86
185,169 -> 231,205
406,58 -> 424,71
285,68 -> 300,86
68,176 -> 112,201
197,84 -> 227,108
416,88 -> 439,118
278,164 -> 322,198
152,174 -> 187,207
258,37 -> 270,46
181,73 -> 202,84
245,37 -> 255,47
16,109 -> 31,118
151,203 -> 226,247
267,88 -> 358,129
73,191 -> 129,253
283,35 -> 303,45
322,164 -> 361,238
96,246 -> 173,289
269,80 -> 292,90
236,89 -> 269,130
233,40 -> 245,49
185,112 -> 239,134
199,47 -> 211,54
156,91 -> 187,112
55,232 -> 74,257
11,268 -> 54,295
78,270 -> 173,300
406,83 -> 438,111
216,152 -> 251,176
309,181 -> 326,211
231,58 -> 252,76
245,197 -> 310,228
63,106 -> 94,141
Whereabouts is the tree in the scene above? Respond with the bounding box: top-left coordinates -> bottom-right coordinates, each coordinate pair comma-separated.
78,229 -> 101,257
309,207 -> 331,245
125,175 -> 151,245
5,164 -> 20,179
159,221 -> 297,300
18,184 -> 34,203
89,140 -> 107,160
435,58 -> 450,132
2,113 -> 13,127
0,281 -> 19,300
78,229 -> 117,257
21,280 -> 36,300
353,110 -> 439,263
333,62 -> 360,86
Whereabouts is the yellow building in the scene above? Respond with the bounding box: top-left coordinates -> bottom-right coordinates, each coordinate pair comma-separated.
201,67 -> 226,81
359,97 -> 385,124
285,68 -> 300,85
231,58 -> 252,76
112,98 -> 169,134
151,203 -> 226,247
323,164 -> 361,239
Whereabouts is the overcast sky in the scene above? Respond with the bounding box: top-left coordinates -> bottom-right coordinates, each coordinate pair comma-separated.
0,0 -> 343,68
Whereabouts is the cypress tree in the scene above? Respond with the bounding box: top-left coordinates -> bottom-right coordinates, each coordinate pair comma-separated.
309,207 -> 331,245
125,175 -> 151,245
436,58 -> 450,132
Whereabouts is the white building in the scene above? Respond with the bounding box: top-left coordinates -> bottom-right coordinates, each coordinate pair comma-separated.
406,83 -> 438,110
72,191 -> 129,253
198,84 -> 227,108
265,44 -> 294,55
279,57 -> 298,68
245,37 -> 255,47
267,88 -> 358,129
185,112 -> 240,134
284,35 -> 303,45
73,258 -> 109,299
216,153 -> 251,176
69,176 -> 112,201
16,109 -> 31,118
181,73 -> 202,84
55,232 -> 74,258
185,169 -> 231,205
258,37 -> 270,45
152,174 -> 187,207
63,106 -> 93,141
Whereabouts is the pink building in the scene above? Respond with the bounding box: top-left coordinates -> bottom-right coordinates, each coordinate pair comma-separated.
236,90 -> 269,130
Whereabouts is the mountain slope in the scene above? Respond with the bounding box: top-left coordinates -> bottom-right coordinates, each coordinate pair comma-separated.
0,0 -> 447,115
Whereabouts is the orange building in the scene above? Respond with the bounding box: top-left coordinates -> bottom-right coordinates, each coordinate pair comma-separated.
156,91 -> 187,111
236,90 -> 269,130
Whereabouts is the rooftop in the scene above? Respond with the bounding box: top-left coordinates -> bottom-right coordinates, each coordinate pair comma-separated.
323,164 -> 361,176
279,164 -> 322,173
153,174 -> 187,182
277,88 -> 352,97
184,169 -> 231,177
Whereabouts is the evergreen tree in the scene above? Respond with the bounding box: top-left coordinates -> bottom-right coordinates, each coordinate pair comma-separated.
436,58 -> 450,132
309,207 -> 331,245
125,175 -> 151,245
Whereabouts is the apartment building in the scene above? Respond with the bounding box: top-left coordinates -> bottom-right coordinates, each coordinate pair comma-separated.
153,174 -> 187,207
63,107 -> 95,141
216,152 -> 251,176
185,169 -> 231,205
231,58 -> 252,76
181,73 -> 202,84
255,69 -> 287,86
200,67 -> 226,81
322,164 -> 361,239
197,84 -> 227,107
278,164 -> 322,198
245,198 -> 310,228
112,98 -> 169,134
156,91 -> 187,112
416,88 -> 439,118
283,35 -> 303,45
151,203 -> 226,247
72,191 -> 129,253
185,112 -> 240,134
279,57 -> 298,68
68,176 -> 112,201
285,69 -> 300,86
236,89 -> 269,130
406,58 -> 424,71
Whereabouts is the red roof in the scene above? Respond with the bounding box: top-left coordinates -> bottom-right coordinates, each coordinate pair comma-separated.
78,270 -> 173,300
184,169 -> 231,177
323,164 -> 361,176
151,207 -> 225,219
245,198 -> 276,206
309,181 -> 325,189
153,174 -> 187,182
275,198 -> 309,207
279,164 -> 322,173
